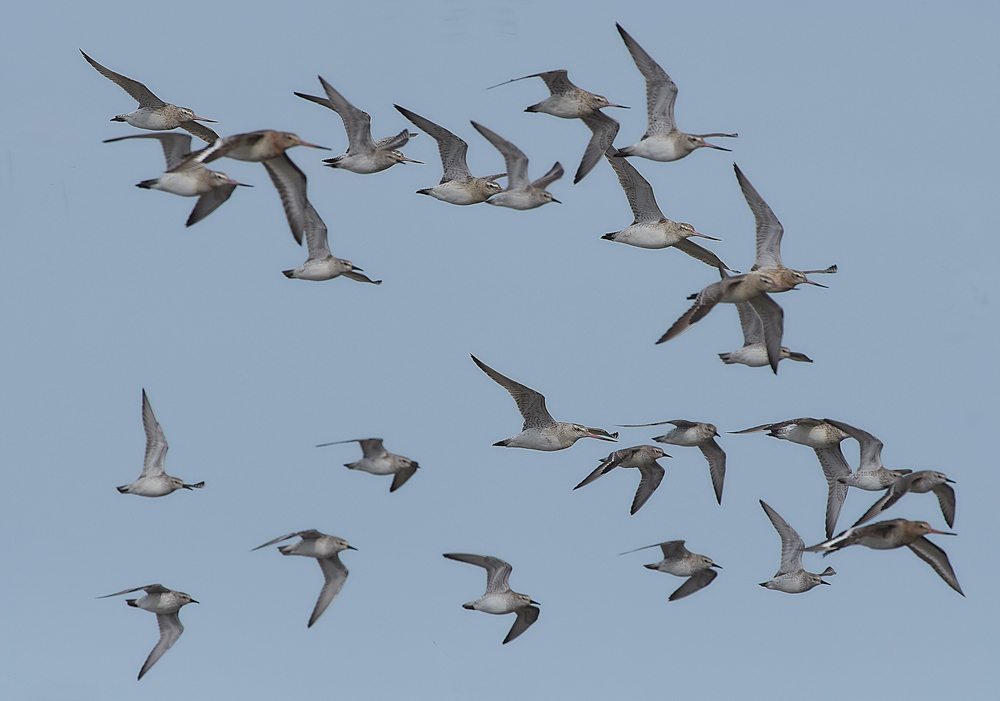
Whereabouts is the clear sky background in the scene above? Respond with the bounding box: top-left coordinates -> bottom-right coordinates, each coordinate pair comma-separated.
1,1 -> 998,699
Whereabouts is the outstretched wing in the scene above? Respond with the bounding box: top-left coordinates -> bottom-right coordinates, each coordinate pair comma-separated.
138,612 -> 183,680
471,355 -> 555,429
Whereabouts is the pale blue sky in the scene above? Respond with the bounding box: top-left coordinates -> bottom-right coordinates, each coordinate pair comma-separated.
1,1 -> 998,699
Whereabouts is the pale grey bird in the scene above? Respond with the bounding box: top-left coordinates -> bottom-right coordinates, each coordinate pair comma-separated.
394,105 -> 505,204
758,500 -> 835,593
805,519 -> 962,596
601,150 -> 732,269
620,540 -> 720,601
281,200 -> 381,283
731,418 -> 854,538
443,553 -> 540,644
613,25 -> 735,162
104,133 -> 251,227
573,445 -> 671,515
315,437 -> 418,492
81,50 -> 219,142
117,389 -> 204,497
98,584 -> 198,680
854,470 -> 956,528
200,130 -> 329,244
253,530 -> 356,627
471,354 -> 617,450
295,76 -> 421,174
620,420 -> 726,504
470,122 -> 563,209
718,301 -> 813,367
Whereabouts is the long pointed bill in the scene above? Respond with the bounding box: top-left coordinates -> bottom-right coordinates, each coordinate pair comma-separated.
351,265 -> 364,272
929,529 -> 957,536
607,104 -> 630,109
800,278 -> 827,288
192,116 -> 218,123
690,231 -> 722,241
551,198 -> 562,204
301,141 -> 332,150
400,157 -> 424,164
703,142 -> 731,151
586,428 -> 619,441
229,180 -> 253,187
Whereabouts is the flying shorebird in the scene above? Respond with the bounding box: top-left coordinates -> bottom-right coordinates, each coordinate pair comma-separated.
620,420 -> 726,504
315,438 -> 418,492
613,24 -> 736,162
470,122 -> 563,209
732,418 -> 852,538
253,530 -> 356,627
117,389 -> 204,497
620,540 -> 720,601
443,553 -> 540,644
719,301 -> 813,367
281,200 -> 380,283
295,76 -> 421,174
658,162 -> 836,372
98,584 -> 198,680
81,50 -> 220,142
200,130 -> 329,244
470,354 -> 617,451
104,133 -> 251,227
601,150 -> 732,269
393,105 -> 505,204
488,69 -> 628,183
573,445 -> 671,515
854,470 -> 956,529
805,519 -> 963,596
758,500 -> 835,593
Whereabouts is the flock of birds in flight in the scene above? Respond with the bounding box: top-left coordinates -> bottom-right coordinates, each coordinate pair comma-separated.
82,22 -> 962,680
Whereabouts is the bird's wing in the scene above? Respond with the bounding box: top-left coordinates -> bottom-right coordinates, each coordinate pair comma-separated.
907,537 -> 963,596
186,184 -> 236,227
573,450 -> 625,490
471,122 -> 528,188
443,553 -> 512,593
138,612 -> 183,679
574,112 -> 619,184
747,293 -> 784,374
631,462 -> 665,514
672,239 -> 733,271
699,439 -> 726,505
471,355 -> 555,429
503,605 -> 540,644
605,150 -> 663,223
104,133 -> 193,171
615,25 -> 677,136
657,279 -> 729,344
80,50 -> 165,107
390,463 -> 418,492
657,541 -> 689,560
395,105 -> 472,181
759,500 -> 804,575
815,446 -> 851,539
669,568 -> 717,601
98,584 -> 167,598
301,200 -> 332,261
735,301 -> 764,345
262,153 -> 308,245
531,161 -> 564,191
824,419 -> 884,471
140,389 -> 168,478
932,483 -> 956,529
309,556 -> 349,627
357,439 -> 386,459
734,164 -> 784,271
251,531 -> 312,551
297,78 -> 376,154
180,120 -> 221,144
374,129 -> 412,151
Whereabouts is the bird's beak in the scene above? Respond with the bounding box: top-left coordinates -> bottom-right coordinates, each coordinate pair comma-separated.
191,116 -> 218,123
346,545 -> 358,551
529,599 -> 541,605
190,599 -> 200,604
711,563 -> 723,569
929,529 -> 957,536
587,429 -> 618,441
551,198 -> 562,204
400,157 -> 424,164
946,478 -> 956,483
820,580 -> 831,585
801,278 -> 827,288
690,231 -> 722,241
301,141 -> 331,150
352,265 -> 364,272
607,103 -> 630,109
703,142 -> 732,151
